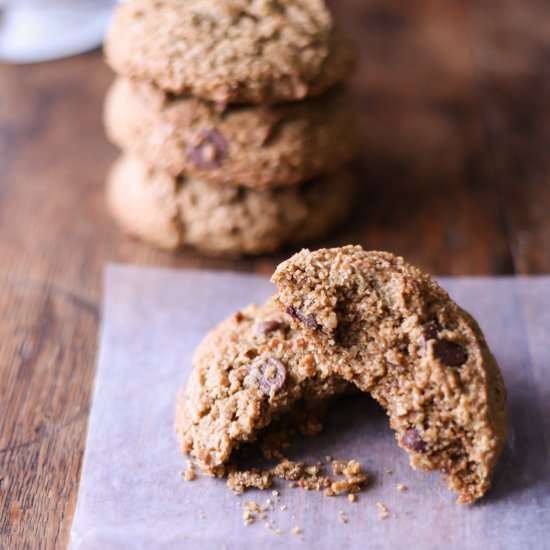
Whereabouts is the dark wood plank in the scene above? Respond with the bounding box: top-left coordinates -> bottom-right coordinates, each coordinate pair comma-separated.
334,0 -> 514,274
464,0 -> 550,273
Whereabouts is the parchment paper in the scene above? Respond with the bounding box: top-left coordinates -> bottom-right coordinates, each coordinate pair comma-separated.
70,265 -> 550,549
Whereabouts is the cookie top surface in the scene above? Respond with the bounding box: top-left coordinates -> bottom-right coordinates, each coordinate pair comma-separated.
175,298 -> 349,473
272,245 -> 507,503
104,78 -> 356,187
105,0 -> 355,103
107,155 -> 355,256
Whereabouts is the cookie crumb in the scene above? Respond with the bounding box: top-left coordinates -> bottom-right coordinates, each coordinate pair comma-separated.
227,469 -> 272,494
280,504 -> 287,511
397,483 -> 407,492
338,511 -> 348,524
271,490 -> 279,497
376,502 -> 389,520
291,527 -> 303,535
348,494 -> 357,503
325,459 -> 368,496
242,500 -> 274,526
242,509 -> 254,526
183,461 -> 197,481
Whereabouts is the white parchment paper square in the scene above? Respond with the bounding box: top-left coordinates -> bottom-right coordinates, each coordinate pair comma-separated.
70,266 -> 550,549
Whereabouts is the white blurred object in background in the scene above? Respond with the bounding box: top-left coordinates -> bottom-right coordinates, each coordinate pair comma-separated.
0,0 -> 117,64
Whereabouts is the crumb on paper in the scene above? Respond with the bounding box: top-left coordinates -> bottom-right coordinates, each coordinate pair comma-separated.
242,508 -> 254,526
198,509 -> 206,519
227,469 -> 272,494
348,493 -> 357,503
242,500 -> 274,526
376,502 -> 389,520
397,483 -> 407,492
183,461 -> 197,481
325,459 -> 368,496
384,468 -> 393,475
226,455 -> 369,502
291,527 -> 303,535
338,511 -> 348,524
280,504 -> 287,511
271,459 -> 330,491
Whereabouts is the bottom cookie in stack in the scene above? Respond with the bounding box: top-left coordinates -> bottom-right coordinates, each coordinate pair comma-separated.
107,155 -> 355,257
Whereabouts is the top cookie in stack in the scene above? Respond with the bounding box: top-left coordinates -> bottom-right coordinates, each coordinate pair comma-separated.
104,0 -> 357,256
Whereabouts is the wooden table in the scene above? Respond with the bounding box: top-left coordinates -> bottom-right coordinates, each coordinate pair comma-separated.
1,0 -> 549,547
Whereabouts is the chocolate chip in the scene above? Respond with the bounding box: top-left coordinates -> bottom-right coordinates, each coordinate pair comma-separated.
419,321 -> 439,348
188,128 -> 228,170
433,339 -> 467,367
257,320 -> 283,335
401,428 -> 427,453
234,311 -> 244,322
286,306 -> 298,319
258,358 -> 287,395
286,306 -> 319,331
424,321 -> 439,340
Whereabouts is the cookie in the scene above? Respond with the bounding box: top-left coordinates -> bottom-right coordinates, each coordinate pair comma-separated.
107,155 -> 355,257
104,78 -> 356,188
272,246 -> 507,503
104,0 -> 355,103
175,298 -> 350,474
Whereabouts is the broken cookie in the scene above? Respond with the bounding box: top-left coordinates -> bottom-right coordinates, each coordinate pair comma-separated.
272,245 -> 507,503
175,298 -> 350,474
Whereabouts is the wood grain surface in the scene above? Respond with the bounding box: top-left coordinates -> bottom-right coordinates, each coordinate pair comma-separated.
1,0 -> 549,547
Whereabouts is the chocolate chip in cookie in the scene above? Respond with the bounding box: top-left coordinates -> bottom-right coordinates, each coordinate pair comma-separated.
188,128 -> 228,170
401,428 -> 427,453
286,306 -> 319,331
257,320 -> 284,336
258,358 -> 287,396
433,339 -> 467,367
419,321 -> 439,347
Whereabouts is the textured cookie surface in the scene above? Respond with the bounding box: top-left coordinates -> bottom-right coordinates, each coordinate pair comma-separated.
176,298 -> 350,473
272,246 -> 507,503
104,78 -> 356,188
107,155 -> 354,257
105,0 -> 355,103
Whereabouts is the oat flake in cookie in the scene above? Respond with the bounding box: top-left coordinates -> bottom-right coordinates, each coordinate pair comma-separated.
175,298 -> 350,474
272,245 -> 507,503
104,0 -> 355,103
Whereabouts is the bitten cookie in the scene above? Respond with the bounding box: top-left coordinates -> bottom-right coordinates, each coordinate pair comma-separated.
176,298 -> 350,474
107,156 -> 354,257
104,0 -> 355,103
104,78 -> 356,188
272,246 -> 507,503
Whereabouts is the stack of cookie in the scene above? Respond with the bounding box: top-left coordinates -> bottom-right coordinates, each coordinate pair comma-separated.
103,0 -> 357,257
